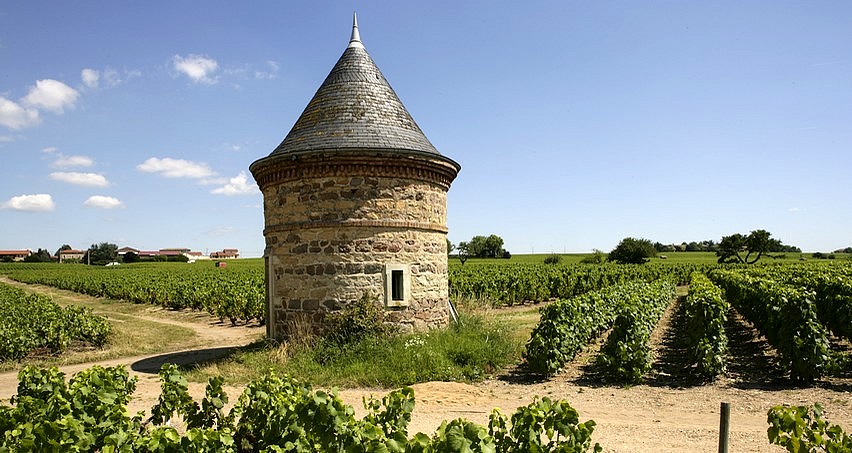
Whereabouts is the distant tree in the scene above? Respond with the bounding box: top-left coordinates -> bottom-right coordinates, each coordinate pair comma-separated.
685,241 -> 701,252
84,242 -> 118,266
465,234 -> 505,258
168,254 -> 189,263
716,229 -> 782,264
833,247 -> 852,254
446,239 -> 454,256
502,250 -> 511,259
24,248 -> 52,262
484,234 -> 505,258
457,241 -> 470,265
608,238 -> 657,264
122,251 -> 139,263
54,244 -> 72,258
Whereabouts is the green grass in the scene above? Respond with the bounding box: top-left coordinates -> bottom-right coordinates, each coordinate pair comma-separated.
184,312 -> 524,388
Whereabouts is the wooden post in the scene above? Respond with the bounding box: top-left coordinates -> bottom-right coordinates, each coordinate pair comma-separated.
718,402 -> 730,453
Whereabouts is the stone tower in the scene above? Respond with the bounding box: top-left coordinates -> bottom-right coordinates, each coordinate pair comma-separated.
250,14 -> 460,339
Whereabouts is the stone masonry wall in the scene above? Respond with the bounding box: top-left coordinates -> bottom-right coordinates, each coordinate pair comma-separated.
261,174 -> 450,338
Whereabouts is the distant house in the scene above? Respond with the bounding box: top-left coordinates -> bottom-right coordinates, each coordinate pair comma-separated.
117,247 -> 140,256
58,249 -> 85,263
0,250 -> 32,262
210,249 -> 239,259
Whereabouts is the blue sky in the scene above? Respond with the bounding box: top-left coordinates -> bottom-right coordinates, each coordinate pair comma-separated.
1,1 -> 850,256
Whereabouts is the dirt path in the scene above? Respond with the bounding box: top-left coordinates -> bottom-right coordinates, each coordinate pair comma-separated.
3,282 -> 852,451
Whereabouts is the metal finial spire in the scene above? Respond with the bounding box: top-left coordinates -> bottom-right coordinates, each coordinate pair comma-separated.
348,12 -> 364,49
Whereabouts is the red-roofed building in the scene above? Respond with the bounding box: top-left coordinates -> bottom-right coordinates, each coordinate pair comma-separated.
210,249 -> 239,259
0,250 -> 31,262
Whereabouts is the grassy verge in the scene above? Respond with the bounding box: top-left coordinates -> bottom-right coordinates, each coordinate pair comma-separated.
185,312 -> 525,388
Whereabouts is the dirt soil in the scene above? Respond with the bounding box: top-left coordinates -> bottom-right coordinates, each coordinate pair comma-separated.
2,284 -> 851,452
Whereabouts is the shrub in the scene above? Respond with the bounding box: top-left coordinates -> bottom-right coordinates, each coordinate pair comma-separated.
544,254 -> 562,265
322,292 -> 394,346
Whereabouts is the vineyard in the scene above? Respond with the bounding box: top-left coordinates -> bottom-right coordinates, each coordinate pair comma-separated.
0,281 -> 111,361
0,262 -> 265,325
0,260 -> 710,324
1,258 -> 852,450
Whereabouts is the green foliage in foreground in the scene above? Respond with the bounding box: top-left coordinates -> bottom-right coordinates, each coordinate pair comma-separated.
220,313 -> 522,388
0,364 -> 602,452
767,403 -> 852,452
0,281 -> 111,361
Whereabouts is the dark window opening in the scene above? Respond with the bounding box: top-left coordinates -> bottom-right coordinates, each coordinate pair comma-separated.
391,270 -> 404,301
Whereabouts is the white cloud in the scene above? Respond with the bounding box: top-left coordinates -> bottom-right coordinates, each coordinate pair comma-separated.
0,135 -> 15,143
53,154 -> 94,168
137,157 -> 215,179
82,67 -> 140,89
254,60 -> 279,80
0,96 -> 40,129
22,79 -> 80,113
1,194 -> 55,212
81,68 -> 100,88
211,171 -> 259,196
173,54 -> 219,84
50,171 -> 109,187
83,195 -> 125,209
42,146 -> 58,154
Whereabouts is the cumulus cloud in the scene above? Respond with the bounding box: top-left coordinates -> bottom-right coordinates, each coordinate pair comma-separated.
0,96 -> 40,129
173,54 -> 219,84
1,194 -> 55,212
42,146 -> 58,154
137,157 -> 215,179
81,68 -> 100,88
23,79 -> 80,113
50,171 -> 109,187
211,172 -> 259,196
52,154 -> 94,168
0,135 -> 14,143
83,195 -> 125,209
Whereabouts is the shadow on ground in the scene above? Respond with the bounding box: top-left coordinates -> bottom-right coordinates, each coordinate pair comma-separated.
131,341 -> 267,374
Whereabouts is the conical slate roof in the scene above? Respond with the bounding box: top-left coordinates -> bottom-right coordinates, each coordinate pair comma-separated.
270,14 -> 440,157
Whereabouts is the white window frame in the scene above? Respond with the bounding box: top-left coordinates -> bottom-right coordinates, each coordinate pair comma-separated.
384,264 -> 410,307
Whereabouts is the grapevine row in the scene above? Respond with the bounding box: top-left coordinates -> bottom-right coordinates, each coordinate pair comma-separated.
524,280 -> 675,378
745,264 -> 852,341
596,280 -> 676,383
682,272 -> 729,377
0,281 -> 111,360
450,262 -> 709,306
709,269 -> 831,382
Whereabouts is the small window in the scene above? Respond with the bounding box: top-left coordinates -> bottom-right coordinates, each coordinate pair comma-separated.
391,270 -> 404,301
384,264 -> 409,307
